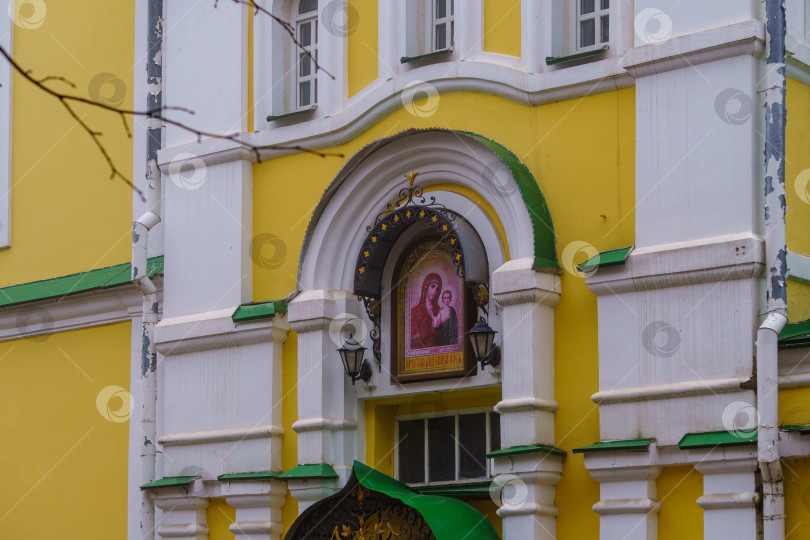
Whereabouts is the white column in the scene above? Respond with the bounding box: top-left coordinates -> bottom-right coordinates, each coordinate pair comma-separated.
696,457 -> 759,540
491,258 -> 561,540
491,453 -> 563,540
588,463 -> 661,540
223,481 -> 286,540
286,289 -> 365,512
491,258 -> 560,448
456,0 -> 483,60
154,489 -> 209,540
317,0 -> 348,116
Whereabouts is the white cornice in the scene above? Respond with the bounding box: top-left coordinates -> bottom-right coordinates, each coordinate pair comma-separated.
0,279 -> 163,342
592,376 -> 750,405
623,19 -> 765,78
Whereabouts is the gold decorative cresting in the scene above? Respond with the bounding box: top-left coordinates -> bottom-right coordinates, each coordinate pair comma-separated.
405,170 -> 420,188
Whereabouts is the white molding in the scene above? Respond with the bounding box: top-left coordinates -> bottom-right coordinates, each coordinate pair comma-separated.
0,3 -> 12,248
787,249 -> 810,285
291,418 -> 359,433
158,425 -> 284,446
585,233 -> 765,296
623,19 -> 765,78
0,282 -> 158,343
591,376 -> 750,405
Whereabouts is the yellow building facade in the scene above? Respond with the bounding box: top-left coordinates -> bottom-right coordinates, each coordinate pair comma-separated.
1,1 -> 810,539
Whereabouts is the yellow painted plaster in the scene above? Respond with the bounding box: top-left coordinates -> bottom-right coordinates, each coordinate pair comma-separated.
207,498 -> 236,540
786,78 -> 810,260
657,465 -> 703,539
4,0 -> 135,287
0,321 -> 131,537
784,457 -> 810,537
779,386 -> 810,426
483,0 -> 521,57
347,0 -> 378,97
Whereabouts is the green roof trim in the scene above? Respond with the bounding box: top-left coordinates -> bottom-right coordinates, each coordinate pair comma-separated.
780,425 -> 810,434
232,300 -> 288,322
414,481 -> 491,500
459,132 -> 559,270
400,48 -> 452,64
218,471 -> 283,482
0,256 -> 165,308
140,475 -> 198,490
266,106 -> 316,123
779,319 -> 810,349
486,444 -> 566,459
546,45 -> 609,66
577,246 -> 633,272
352,462 -> 499,540
279,463 -> 339,480
678,430 -> 757,449
572,438 -> 654,453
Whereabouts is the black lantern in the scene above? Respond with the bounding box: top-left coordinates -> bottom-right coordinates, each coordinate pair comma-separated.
337,334 -> 372,385
466,317 -> 501,369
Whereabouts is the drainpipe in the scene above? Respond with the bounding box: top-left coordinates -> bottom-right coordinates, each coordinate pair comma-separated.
133,0 -> 164,537
759,0 -> 788,539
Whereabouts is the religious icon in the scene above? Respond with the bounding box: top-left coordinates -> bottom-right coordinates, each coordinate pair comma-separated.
394,239 -> 473,382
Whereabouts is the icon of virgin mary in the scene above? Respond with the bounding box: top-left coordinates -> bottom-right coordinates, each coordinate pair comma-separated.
410,272 -> 442,350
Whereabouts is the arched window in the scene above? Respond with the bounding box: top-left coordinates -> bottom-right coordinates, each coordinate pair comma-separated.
294,0 -> 318,110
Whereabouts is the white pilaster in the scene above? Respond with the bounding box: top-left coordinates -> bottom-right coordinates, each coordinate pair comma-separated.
153,487 -> 209,540
286,289 -> 365,511
695,456 -> 760,540
491,453 -> 563,540
222,481 -> 286,540
491,258 -> 560,448
586,458 -> 661,540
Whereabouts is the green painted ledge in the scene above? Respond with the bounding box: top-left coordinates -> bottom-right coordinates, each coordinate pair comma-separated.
546,45 -> 609,66
415,481 -> 491,500
279,463 -> 339,480
577,246 -> 633,273
0,256 -> 165,308
140,475 -> 198,490
266,105 -> 316,122
218,471 -> 283,482
572,438 -> 654,454
780,425 -> 810,434
232,300 -> 288,322
780,319 -> 810,349
400,48 -> 452,64
678,430 -> 757,450
486,444 -> 566,459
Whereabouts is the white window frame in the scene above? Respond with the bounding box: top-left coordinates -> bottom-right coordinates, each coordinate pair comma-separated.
293,0 -> 318,111
394,407 -> 499,486
575,0 -> 610,52
431,0 -> 454,52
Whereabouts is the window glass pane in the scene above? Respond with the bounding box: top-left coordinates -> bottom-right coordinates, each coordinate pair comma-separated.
314,79 -> 318,104
458,414 -> 487,480
298,0 -> 318,14
300,22 -> 311,47
428,416 -> 455,482
450,0 -> 454,15
436,0 -> 446,19
581,0 -> 595,15
580,19 -> 596,48
299,53 -> 311,77
299,81 -> 311,107
601,15 -> 609,43
490,412 -> 501,452
435,23 -> 447,51
450,21 -> 454,47
601,0 -> 609,9
398,420 -> 425,484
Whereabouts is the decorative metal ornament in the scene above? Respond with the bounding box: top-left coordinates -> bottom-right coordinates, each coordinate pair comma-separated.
360,295 -> 382,370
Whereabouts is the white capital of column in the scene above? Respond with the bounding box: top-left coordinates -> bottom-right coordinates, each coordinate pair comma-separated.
695,456 -> 759,540
154,489 -> 209,540
223,481 -> 287,540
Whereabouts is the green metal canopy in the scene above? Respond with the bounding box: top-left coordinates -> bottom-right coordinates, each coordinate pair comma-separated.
285,461 -> 500,540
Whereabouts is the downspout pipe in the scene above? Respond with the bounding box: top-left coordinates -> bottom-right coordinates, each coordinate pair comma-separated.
134,0 -> 163,537
759,1 -> 788,539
